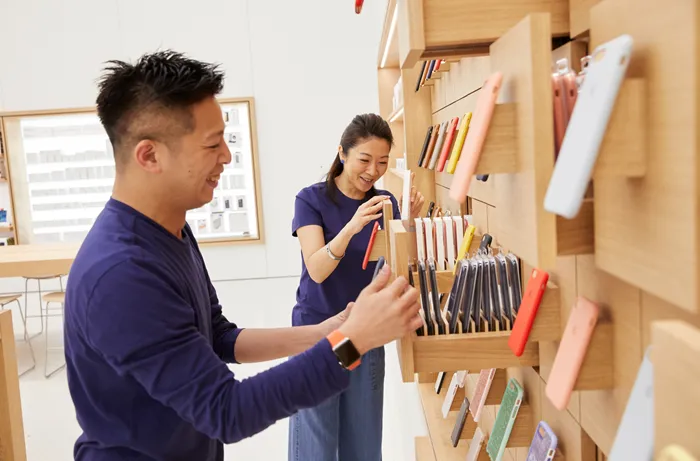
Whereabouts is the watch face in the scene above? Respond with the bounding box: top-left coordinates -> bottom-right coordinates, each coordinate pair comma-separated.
334,338 -> 361,368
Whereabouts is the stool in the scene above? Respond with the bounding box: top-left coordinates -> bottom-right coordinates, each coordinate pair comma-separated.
23,274 -> 65,340
0,294 -> 36,377
42,291 -> 66,378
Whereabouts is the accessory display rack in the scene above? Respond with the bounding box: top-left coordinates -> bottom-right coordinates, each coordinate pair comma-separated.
375,0 -> 700,460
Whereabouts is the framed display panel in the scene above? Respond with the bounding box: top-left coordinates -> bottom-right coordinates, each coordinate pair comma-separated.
1,98 -> 263,245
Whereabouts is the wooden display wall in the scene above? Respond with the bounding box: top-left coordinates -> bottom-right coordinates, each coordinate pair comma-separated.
376,0 -> 700,459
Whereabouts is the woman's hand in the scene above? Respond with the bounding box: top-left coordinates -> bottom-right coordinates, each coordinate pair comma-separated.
344,195 -> 389,236
400,172 -> 426,220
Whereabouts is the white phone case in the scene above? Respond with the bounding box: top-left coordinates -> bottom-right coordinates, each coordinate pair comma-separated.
544,34 -> 634,219
429,122 -> 448,170
608,346 -> 654,461
453,216 -> 464,256
443,217 -> 456,270
466,427 -> 486,461
424,218 -> 436,261
415,218 -> 426,262
401,170 -> 412,219
435,218 -> 446,270
442,372 -> 461,418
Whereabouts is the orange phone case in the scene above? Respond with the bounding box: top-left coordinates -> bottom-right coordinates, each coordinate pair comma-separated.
436,117 -> 460,172
508,268 -> 549,357
422,124 -> 440,168
450,72 -> 503,203
362,221 -> 380,270
545,297 -> 600,410
562,72 -> 578,119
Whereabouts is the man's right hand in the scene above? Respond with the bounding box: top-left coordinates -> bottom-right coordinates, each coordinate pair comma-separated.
338,263 -> 422,355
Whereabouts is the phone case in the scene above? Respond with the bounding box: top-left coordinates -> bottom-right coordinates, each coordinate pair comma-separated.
372,257 -> 385,280
426,201 -> 435,218
417,127 -> 434,167
466,427 -> 486,461
527,421 -> 558,461
476,174 -> 489,182
434,371 -> 446,394
422,124 -> 440,168
446,112 -> 472,174
473,259 -> 484,333
506,254 -> 522,312
608,347 -> 654,461
443,217 -> 456,270
426,59 -> 437,80
455,225 -> 476,272
508,268 -> 549,356
417,260 -> 435,336
419,61 -> 430,88
436,116 -> 460,172
562,71 -> 578,120
487,257 -> 501,329
658,446 -> 698,461
415,218 -> 426,262
428,122 -> 448,170
487,378 -> 524,461
552,73 -> 567,155
495,255 -> 514,326
362,221 -> 380,270
428,259 -> 445,335
434,59 -> 443,72
434,218 -> 446,270
415,61 -> 428,92
544,34 -> 634,219
470,368 -> 496,422
450,72 -> 503,203
442,372 -> 462,418
424,218 -> 436,260
461,261 -> 478,333
451,397 -> 471,447
478,234 -> 493,254
545,297 -> 600,410
448,261 -> 469,333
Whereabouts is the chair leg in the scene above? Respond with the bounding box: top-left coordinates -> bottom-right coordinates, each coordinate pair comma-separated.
13,300 -> 36,377
23,278 -> 43,340
44,301 -> 66,379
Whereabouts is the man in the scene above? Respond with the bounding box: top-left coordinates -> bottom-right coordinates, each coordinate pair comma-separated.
64,51 -> 422,461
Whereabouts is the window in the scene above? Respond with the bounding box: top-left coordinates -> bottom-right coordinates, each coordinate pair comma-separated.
1,98 -> 262,245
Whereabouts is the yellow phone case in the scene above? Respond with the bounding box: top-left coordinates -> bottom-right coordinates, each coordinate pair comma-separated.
446,112 -> 472,174
454,225 -> 476,273
658,445 -> 697,461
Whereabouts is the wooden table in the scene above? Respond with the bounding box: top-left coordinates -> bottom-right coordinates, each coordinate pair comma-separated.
0,244 -> 80,278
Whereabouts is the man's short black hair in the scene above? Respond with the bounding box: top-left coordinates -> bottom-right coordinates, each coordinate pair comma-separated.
96,50 -> 225,165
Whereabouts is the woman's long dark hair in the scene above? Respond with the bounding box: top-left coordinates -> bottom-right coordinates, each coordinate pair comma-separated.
325,113 -> 394,203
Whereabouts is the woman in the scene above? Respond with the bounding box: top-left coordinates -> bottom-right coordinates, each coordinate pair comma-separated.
289,113 -> 425,460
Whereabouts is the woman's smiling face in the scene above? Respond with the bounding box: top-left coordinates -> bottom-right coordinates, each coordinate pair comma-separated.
339,137 -> 391,193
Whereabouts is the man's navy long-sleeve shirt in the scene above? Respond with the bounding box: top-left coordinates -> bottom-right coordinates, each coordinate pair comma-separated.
64,198 -> 350,461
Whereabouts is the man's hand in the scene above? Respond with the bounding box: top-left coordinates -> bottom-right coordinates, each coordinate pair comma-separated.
319,302 -> 353,336
338,264 -> 422,354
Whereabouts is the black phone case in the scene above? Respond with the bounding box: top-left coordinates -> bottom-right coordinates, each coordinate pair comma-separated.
372,257 -> 385,280
426,60 -> 436,80
428,259 -> 445,335
488,258 -> 504,327
496,256 -> 515,325
447,260 -> 465,333
409,265 -> 424,336
415,61 -> 428,92
426,201 -> 435,218
507,255 -> 522,312
417,261 -> 435,336
462,261 -> 478,333
473,260 -> 484,333
482,259 -> 494,330
477,174 -> 490,182
418,127 -> 434,167
478,234 -> 493,253
434,371 -> 446,394
451,397 -> 471,447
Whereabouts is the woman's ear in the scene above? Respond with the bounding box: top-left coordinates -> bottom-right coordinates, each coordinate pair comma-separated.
338,146 -> 346,164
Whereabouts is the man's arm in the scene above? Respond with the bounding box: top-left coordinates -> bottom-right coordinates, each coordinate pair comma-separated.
85,260 -> 350,444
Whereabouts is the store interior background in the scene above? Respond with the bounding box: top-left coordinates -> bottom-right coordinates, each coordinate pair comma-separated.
0,0 -> 426,459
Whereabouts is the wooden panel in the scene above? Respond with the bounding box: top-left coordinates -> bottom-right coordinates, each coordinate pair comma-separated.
640,291 -> 700,350
575,255 -> 643,456
652,321 -> 700,459
415,436 -> 437,461
551,40 -> 589,71
0,310 -> 26,461
397,0 -> 425,69
570,0 -> 602,37
590,0 -> 700,313
417,382 -> 470,460
490,14 -> 558,271
431,56 -> 491,111
378,68 -> 401,119
470,199 -> 490,235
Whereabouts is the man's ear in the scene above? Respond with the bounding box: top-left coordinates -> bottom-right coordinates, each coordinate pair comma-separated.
134,139 -> 162,173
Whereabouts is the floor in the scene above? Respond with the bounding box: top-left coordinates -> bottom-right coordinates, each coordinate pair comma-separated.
11,276 -> 427,460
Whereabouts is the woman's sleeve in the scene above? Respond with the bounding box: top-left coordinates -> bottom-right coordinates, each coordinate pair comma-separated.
292,189 -> 323,237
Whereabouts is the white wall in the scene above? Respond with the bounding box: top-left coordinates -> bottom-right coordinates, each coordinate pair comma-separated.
0,0 -> 386,285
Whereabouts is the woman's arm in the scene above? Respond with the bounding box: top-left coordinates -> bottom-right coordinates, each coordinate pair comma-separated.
296,224 -> 354,284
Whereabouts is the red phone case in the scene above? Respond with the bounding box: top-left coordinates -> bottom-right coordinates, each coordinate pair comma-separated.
508,268 -> 549,356
436,117 -> 460,172
362,221 -> 380,270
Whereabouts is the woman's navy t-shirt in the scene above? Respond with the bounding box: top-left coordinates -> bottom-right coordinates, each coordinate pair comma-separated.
291,182 -> 400,326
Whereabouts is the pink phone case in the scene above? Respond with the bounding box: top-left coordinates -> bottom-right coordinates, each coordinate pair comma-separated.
450,72 -> 503,203
469,368 -> 496,422
545,297 -> 600,410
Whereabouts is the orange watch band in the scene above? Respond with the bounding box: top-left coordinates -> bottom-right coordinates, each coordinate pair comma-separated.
326,330 -> 361,371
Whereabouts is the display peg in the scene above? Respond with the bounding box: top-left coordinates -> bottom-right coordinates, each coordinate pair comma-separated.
594,78 -> 647,178
474,103 -> 518,175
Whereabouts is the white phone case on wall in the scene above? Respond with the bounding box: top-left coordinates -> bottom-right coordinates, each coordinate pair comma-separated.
453,216 -> 464,256
544,34 -> 634,219
434,218 -> 446,270
401,170 -> 412,219
466,427 -> 486,461
442,372 -> 461,419
424,218 -> 436,261
415,218 -> 426,262
608,347 -> 654,461
443,217 -> 456,270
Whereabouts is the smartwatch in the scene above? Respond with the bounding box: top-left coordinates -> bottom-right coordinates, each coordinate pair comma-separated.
327,330 -> 362,370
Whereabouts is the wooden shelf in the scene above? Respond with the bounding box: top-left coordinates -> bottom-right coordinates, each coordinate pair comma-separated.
417,381 -> 470,460
395,0 -> 570,69
388,105 -> 405,123
389,168 -> 406,179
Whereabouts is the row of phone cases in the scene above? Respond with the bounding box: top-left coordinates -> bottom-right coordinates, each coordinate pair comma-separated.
416,112 -> 472,174
447,373 -> 558,461
415,59 -> 446,92
414,215 -> 473,269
